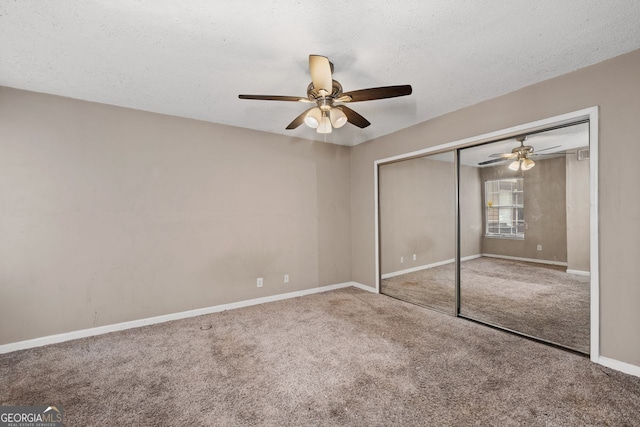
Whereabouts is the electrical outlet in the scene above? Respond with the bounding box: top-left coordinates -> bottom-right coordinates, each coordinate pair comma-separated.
257,277 -> 263,288
284,274 -> 289,283
413,254 -> 417,261
400,256 -> 404,263
537,245 -> 542,251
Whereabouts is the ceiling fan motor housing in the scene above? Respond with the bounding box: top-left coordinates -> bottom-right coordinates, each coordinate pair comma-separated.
512,145 -> 534,158
307,80 -> 343,103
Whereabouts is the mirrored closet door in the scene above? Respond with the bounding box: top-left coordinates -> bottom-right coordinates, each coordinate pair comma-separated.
379,151 -> 456,315
458,122 -> 591,353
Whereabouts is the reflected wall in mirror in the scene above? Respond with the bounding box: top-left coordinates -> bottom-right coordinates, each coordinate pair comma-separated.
458,122 -> 590,353
379,151 -> 472,315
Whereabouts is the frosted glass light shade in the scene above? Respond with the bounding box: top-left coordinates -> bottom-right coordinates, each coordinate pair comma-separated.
317,115 -> 332,134
521,158 -> 535,170
329,108 -> 347,128
304,108 -> 322,128
508,160 -> 521,171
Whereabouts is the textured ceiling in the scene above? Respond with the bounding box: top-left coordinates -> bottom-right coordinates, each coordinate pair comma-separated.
1,1 -> 639,146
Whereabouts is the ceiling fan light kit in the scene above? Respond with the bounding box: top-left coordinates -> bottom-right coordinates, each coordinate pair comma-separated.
481,135 -> 562,171
239,55 -> 412,135
508,157 -> 536,171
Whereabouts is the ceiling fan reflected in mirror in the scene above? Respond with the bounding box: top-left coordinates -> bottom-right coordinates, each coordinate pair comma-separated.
480,136 -> 561,171
238,55 -> 413,134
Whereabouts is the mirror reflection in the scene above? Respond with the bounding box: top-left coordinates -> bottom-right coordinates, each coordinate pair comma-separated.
459,123 -> 590,353
379,152 -> 456,314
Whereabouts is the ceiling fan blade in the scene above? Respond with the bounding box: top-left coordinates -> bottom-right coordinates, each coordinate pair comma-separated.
478,158 -> 510,166
239,94 -> 311,102
309,55 -> 333,94
338,106 -> 371,128
533,145 -> 562,153
339,85 -> 412,102
489,153 -> 518,159
530,153 -> 568,157
285,108 -> 315,130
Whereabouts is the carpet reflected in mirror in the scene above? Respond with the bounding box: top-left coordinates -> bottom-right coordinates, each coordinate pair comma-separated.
382,256 -> 589,353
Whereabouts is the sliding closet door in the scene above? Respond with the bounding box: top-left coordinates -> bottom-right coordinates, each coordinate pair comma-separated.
379,151 -> 456,315
458,123 -> 590,353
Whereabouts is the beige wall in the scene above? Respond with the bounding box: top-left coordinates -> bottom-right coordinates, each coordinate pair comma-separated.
479,157 -> 567,263
379,155 -> 455,275
566,151 -> 591,272
351,49 -> 640,366
0,87 -> 351,345
460,165 -> 484,258
379,155 -> 482,275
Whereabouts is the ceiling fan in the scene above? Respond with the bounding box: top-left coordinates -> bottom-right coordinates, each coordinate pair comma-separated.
238,55 -> 412,134
479,136 -> 561,171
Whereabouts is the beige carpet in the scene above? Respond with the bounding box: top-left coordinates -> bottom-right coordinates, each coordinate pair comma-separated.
382,257 -> 589,353
1,288 -> 637,426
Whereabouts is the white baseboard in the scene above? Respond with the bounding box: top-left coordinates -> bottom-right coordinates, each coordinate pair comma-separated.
598,356 -> 640,378
0,281 -> 357,355
382,259 -> 454,279
566,269 -> 591,277
381,254 -> 482,279
350,281 -> 377,293
481,253 -> 568,267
